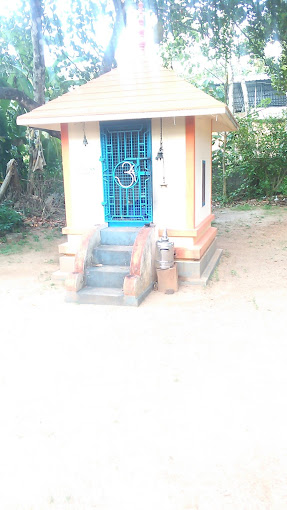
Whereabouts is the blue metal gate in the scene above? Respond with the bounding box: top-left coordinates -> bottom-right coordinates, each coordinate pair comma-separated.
100,120 -> 153,226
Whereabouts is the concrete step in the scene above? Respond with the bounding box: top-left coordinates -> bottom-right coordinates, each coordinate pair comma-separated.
93,244 -> 133,266
100,227 -> 140,246
200,248 -> 223,285
52,270 -> 68,282
58,241 -> 80,255
67,286 -> 125,306
86,265 -> 130,288
59,255 -> 75,273
179,248 -> 223,286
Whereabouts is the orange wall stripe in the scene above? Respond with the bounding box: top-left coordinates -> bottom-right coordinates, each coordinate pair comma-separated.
210,118 -> 213,210
60,123 -> 72,226
158,214 -> 215,239
185,116 -> 195,229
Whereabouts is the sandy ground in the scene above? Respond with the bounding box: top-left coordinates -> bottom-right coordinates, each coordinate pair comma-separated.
0,205 -> 287,510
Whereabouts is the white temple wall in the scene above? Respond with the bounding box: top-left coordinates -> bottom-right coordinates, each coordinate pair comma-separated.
67,122 -> 105,228
152,117 -> 187,229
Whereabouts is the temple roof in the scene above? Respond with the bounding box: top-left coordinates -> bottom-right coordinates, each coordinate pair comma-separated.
17,59 -> 238,132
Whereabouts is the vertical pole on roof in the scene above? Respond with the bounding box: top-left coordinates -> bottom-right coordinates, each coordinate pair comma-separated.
138,1 -> 146,53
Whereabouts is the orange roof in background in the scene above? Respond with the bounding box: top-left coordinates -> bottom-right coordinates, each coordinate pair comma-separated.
17,60 -> 238,132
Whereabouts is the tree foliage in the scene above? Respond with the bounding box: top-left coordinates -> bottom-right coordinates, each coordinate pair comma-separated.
243,0 -> 287,92
213,113 -> 287,201
194,0 -> 287,93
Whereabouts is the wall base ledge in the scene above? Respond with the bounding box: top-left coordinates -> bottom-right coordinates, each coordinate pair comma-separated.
179,248 -> 222,286
177,239 -> 221,284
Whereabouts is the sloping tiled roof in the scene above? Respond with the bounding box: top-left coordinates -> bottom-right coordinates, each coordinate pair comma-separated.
17,60 -> 238,132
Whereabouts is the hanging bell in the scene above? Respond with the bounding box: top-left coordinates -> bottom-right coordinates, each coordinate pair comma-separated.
155,147 -> 163,160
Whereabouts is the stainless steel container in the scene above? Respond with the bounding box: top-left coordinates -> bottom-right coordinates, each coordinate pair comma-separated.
156,229 -> 174,270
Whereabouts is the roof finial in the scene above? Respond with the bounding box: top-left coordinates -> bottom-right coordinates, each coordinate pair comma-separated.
138,0 -> 146,52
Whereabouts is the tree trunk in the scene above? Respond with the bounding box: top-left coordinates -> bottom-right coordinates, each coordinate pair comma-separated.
28,0 -> 46,195
222,63 -> 231,200
100,0 -> 127,75
222,132 -> 227,199
30,0 -> 45,105
0,160 -> 18,202
228,62 -> 235,114
241,78 -> 249,113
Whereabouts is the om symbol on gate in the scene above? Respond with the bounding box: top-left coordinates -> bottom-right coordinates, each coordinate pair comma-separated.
114,162 -> 137,189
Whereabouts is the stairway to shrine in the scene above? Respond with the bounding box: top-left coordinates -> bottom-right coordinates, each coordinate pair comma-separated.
75,227 -> 140,305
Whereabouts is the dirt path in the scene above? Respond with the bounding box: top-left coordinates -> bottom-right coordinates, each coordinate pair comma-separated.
0,206 -> 287,510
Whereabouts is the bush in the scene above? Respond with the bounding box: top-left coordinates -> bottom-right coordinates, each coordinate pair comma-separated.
0,204 -> 23,235
212,111 -> 287,202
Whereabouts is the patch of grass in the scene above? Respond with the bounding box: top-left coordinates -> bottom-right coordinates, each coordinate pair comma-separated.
27,233 -> 44,250
261,204 -> 284,216
0,236 -> 28,255
251,297 -> 259,310
231,269 -> 238,277
43,227 -> 62,240
39,271 -> 52,282
233,204 -> 252,211
33,244 -> 42,252
0,231 -> 44,255
211,267 -> 219,282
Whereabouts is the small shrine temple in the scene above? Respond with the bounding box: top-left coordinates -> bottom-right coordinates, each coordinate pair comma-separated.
17,57 -> 237,305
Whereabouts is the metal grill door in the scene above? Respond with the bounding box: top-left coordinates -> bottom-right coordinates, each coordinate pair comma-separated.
100,120 -> 153,226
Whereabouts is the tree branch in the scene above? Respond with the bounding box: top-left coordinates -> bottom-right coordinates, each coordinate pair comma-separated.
0,87 -> 61,139
0,86 -> 39,111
